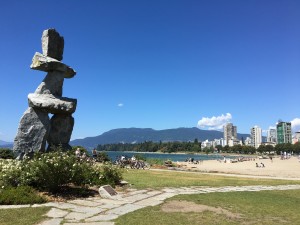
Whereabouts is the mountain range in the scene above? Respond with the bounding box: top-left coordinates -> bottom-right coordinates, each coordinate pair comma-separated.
70,127 -> 250,149
0,140 -> 13,148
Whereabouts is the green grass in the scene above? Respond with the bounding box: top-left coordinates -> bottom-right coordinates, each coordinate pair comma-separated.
0,207 -> 50,225
115,189 -> 300,225
123,169 -> 300,189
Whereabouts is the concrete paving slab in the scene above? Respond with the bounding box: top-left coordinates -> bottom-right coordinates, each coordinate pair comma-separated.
64,211 -> 96,221
106,203 -> 144,216
145,190 -> 163,196
68,199 -> 103,207
125,189 -> 148,196
64,222 -> 114,225
70,205 -> 102,214
135,198 -> 163,207
152,192 -> 177,201
92,198 -> 127,205
85,213 -> 119,222
46,208 -> 69,218
37,218 -> 63,225
0,205 -> 31,209
100,203 -> 121,209
122,193 -> 152,202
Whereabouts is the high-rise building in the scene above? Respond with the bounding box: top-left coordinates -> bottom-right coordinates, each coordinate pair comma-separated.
267,128 -> 277,143
251,126 -> 262,148
223,123 -> 237,145
276,121 -> 292,144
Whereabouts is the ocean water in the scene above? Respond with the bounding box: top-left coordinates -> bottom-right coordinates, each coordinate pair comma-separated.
97,151 -> 233,162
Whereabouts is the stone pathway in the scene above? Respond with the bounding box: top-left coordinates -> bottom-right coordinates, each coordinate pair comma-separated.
1,184 -> 300,225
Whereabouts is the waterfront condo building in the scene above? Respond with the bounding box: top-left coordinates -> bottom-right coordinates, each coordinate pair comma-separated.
223,123 -> 237,146
250,126 -> 262,148
267,128 -> 277,143
276,121 -> 292,144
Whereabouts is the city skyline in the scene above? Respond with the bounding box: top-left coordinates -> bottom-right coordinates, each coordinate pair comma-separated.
0,1 -> 299,142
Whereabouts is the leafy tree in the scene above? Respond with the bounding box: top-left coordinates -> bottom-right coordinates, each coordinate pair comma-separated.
264,145 -> 274,154
0,148 -> 15,159
231,145 -> 242,154
293,142 -> 300,154
215,145 -> 223,152
257,145 -> 266,154
223,145 -> 230,153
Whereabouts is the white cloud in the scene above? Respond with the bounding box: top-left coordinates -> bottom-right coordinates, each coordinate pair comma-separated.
291,118 -> 300,132
197,113 -> 232,130
117,103 -> 124,107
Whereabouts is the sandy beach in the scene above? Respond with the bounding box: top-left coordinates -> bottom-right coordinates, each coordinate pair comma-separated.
175,156 -> 300,179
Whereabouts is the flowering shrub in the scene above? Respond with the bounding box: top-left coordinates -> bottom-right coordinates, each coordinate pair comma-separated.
0,150 -> 123,193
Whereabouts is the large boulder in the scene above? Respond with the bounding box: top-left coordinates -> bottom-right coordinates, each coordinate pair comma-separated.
30,52 -> 76,78
28,93 -> 77,114
47,114 -> 74,151
34,71 -> 65,96
42,28 -> 64,61
13,107 -> 50,159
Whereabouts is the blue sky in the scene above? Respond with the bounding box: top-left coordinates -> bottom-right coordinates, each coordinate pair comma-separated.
0,0 -> 299,142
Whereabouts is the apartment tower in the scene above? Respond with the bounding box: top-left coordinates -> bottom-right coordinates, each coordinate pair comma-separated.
223,123 -> 237,145
251,126 -> 262,148
276,121 -> 292,144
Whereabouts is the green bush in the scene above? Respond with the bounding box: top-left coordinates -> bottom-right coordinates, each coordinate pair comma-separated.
0,148 -> 15,159
95,152 -> 111,163
134,154 -> 146,161
0,186 -> 46,205
146,158 -> 164,166
23,151 -> 80,192
96,164 -> 123,187
0,150 -> 123,193
0,159 -> 23,187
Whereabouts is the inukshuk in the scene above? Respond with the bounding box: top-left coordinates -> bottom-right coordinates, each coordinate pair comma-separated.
13,29 -> 77,159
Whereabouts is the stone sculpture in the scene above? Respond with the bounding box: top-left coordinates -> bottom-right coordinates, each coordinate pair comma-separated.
13,29 -> 77,159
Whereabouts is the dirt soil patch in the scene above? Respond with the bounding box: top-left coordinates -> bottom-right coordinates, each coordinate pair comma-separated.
161,200 -> 242,219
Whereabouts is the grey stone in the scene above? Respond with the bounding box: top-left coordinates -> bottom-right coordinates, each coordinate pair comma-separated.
85,214 -> 119,222
31,52 -> 76,78
134,198 -> 163,207
42,29 -> 64,61
34,71 -> 65,97
47,114 -> 74,149
28,93 -> 77,114
122,193 -> 152,203
64,223 -> 115,225
13,107 -> 50,157
37,218 -> 63,225
46,208 -> 69,218
0,205 -> 31,209
13,28 -> 77,158
64,211 -> 98,221
106,204 -> 143,216
68,199 -> 103,207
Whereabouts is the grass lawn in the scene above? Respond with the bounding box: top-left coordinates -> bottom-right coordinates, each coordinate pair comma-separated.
123,169 -> 300,189
115,189 -> 300,225
0,207 -> 50,225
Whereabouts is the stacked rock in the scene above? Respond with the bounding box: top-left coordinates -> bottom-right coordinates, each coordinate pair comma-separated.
13,29 -> 77,159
